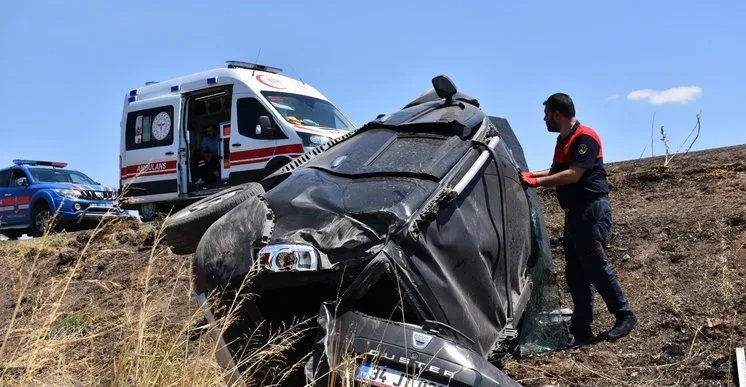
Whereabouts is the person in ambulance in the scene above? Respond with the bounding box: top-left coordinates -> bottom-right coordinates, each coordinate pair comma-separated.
191,124 -> 222,186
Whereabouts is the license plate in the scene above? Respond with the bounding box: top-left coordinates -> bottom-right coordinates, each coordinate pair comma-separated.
89,203 -> 113,208
355,362 -> 448,387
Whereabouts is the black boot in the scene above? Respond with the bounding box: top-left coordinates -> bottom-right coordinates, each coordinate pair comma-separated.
607,313 -> 637,341
569,326 -> 595,347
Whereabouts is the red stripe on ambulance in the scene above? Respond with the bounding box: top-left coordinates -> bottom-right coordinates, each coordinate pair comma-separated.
230,144 -> 304,163
121,160 -> 178,179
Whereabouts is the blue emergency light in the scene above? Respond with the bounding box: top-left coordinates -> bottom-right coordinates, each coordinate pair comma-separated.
171,85 -> 180,92
12,159 -> 68,168
207,77 -> 218,85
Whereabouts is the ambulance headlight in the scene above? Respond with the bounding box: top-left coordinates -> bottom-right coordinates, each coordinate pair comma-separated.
53,189 -> 82,199
256,244 -> 320,272
297,132 -> 331,147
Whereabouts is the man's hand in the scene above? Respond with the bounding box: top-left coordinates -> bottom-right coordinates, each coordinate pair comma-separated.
521,171 -> 539,188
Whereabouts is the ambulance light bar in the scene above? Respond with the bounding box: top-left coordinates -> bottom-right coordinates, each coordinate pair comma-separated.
12,159 -> 68,168
226,60 -> 283,74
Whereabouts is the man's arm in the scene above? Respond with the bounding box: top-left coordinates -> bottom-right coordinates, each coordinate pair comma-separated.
531,168 -> 551,177
522,134 -> 599,188
534,166 -> 586,186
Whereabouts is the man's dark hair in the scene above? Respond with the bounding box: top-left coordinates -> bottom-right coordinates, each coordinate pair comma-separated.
543,93 -> 576,118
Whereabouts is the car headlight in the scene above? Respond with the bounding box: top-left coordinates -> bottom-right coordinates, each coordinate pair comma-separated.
53,189 -> 82,199
256,244 -> 319,272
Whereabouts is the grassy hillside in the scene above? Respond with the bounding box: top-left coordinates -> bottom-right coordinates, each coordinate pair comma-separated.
1,144 -> 745,387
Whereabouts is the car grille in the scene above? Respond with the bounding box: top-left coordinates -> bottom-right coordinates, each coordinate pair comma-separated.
80,190 -> 117,200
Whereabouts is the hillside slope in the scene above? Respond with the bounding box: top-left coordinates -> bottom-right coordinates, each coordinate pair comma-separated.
505,144 -> 746,386
1,144 -> 745,386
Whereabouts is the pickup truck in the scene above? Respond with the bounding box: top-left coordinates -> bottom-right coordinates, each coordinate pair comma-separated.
0,159 -> 134,239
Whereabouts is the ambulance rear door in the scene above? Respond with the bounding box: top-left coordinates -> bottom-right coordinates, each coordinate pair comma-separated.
120,95 -> 184,203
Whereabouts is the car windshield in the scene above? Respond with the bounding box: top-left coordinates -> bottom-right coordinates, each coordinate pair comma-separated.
28,167 -> 98,185
261,91 -> 356,131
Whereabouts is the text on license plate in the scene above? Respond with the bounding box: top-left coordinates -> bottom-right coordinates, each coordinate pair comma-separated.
89,203 -> 113,208
356,362 -> 448,387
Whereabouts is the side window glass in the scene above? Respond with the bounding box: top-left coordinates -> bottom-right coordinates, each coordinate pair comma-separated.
9,169 -> 29,187
125,106 -> 175,150
236,98 -> 286,140
0,170 -> 11,187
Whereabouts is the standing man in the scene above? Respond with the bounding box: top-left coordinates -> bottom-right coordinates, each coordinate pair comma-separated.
200,125 -> 221,184
520,93 -> 637,344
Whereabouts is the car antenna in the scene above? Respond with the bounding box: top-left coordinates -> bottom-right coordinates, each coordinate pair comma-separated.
252,47 -> 262,76
289,64 -> 305,85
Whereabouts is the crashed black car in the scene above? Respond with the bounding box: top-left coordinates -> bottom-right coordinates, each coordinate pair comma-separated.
165,75 -> 571,386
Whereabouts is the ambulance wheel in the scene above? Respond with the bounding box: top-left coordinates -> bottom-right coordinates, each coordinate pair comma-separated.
162,182 -> 265,255
140,203 -> 157,222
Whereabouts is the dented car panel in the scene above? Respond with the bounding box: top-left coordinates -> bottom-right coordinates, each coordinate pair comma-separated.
192,77 -> 570,386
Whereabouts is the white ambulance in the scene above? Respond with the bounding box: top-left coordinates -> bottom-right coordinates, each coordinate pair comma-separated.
118,61 -> 356,221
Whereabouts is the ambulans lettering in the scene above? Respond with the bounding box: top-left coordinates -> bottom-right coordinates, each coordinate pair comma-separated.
137,162 -> 168,173
120,160 -> 178,179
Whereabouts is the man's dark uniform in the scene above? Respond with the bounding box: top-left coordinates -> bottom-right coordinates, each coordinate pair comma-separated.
549,121 -> 634,339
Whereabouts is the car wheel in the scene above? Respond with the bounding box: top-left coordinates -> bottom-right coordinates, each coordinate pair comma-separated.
30,202 -> 52,237
140,203 -> 157,222
162,182 -> 265,255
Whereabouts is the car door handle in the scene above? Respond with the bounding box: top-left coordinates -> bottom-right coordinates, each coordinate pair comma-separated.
232,143 -> 242,147
165,151 -> 174,155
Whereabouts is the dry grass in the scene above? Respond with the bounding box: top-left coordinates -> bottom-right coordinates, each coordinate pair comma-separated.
0,209 -> 317,387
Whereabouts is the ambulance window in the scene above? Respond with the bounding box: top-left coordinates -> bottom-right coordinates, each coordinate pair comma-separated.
125,106 -> 175,150
0,169 -> 11,187
237,98 -> 286,139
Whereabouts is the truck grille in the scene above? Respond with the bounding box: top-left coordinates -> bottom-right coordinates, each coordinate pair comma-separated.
80,190 -> 117,200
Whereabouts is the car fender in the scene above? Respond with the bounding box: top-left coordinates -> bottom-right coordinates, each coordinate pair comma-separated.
30,189 -> 57,214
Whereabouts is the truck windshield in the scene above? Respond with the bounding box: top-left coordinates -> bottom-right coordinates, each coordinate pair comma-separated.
28,168 -> 98,185
262,91 -> 356,131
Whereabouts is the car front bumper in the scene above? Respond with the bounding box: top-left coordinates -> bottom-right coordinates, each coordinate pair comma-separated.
55,199 -> 138,224
308,307 -> 523,387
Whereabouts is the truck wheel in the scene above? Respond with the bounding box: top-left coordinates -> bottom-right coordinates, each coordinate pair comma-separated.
162,183 -> 265,255
30,202 -> 52,237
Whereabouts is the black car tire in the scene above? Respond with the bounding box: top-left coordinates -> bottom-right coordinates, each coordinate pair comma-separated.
30,201 -> 52,238
162,182 -> 265,255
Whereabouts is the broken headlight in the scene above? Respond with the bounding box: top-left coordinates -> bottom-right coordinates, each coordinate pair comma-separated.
256,244 -> 320,272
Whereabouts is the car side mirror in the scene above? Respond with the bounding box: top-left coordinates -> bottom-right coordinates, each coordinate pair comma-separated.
16,177 -> 28,187
432,75 -> 457,103
256,115 -> 273,135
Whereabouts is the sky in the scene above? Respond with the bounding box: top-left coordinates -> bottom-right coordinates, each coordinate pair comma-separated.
1,0 -> 744,188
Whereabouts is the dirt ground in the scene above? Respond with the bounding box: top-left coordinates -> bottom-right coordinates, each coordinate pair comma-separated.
504,144 -> 746,387
1,144 -> 745,386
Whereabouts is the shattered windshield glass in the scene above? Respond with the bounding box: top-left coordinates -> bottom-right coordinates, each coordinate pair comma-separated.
262,91 -> 356,131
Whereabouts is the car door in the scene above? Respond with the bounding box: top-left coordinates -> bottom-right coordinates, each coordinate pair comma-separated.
227,94 -> 286,184
121,95 -> 184,201
0,168 -> 14,227
1,168 -> 33,226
